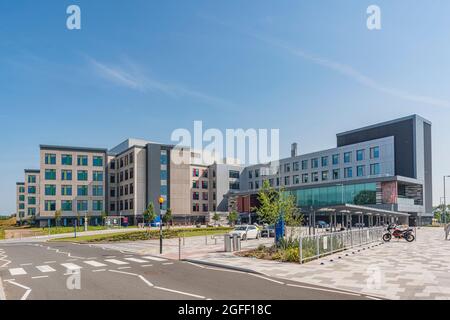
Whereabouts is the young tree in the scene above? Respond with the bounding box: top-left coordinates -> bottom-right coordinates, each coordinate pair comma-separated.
162,208 -> 173,229
143,202 -> 157,225
54,210 -> 62,227
212,212 -> 221,226
101,211 -> 107,226
227,211 -> 239,226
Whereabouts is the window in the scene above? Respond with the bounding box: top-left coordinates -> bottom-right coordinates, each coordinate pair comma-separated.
357,165 -> 365,177
77,185 -> 88,196
202,181 -> 208,189
92,185 -> 103,196
202,170 -> 208,178
45,169 -> 56,180
110,175 -> 115,184
293,161 -> 299,171
93,171 -> 103,182
255,181 -> 260,189
119,201 -> 123,211
28,197 -> 36,205
120,158 -> 124,168
124,185 -> 128,195
311,172 -> 319,182
356,149 -> 364,161
344,152 -> 352,163
119,172 -> 124,182
77,200 -> 88,212
61,200 -> 72,211
332,154 -> 339,165
293,175 -> 300,184
19,195 -> 25,201
192,169 -> 199,177
129,199 -> 134,210
284,176 -> 290,186
229,170 -> 240,179
77,170 -> 88,181
130,168 -> 134,179
255,169 -> 260,178
28,208 -> 36,216
19,203 -> 25,210
370,163 -> 380,175
248,170 -> 253,179
269,178 -> 274,187
302,174 -> 309,183
110,202 -> 116,212
322,171 -> 329,181
28,175 -> 36,183
61,170 -> 72,181
332,169 -> 340,180
130,183 -> 134,194
45,200 -> 56,211
344,167 -> 353,178
120,186 -> 123,196
213,181 -> 216,189
61,185 -> 72,196
213,193 -> 216,201
193,192 -> 199,200
77,155 -> 88,166
249,182 -> 253,189
311,158 -> 319,169
19,186 -> 25,193
160,170 -> 167,180
61,154 -> 72,166
93,156 -> 103,167
125,170 -> 129,180
202,192 -> 208,200
370,146 -> 380,159
229,181 -> 240,190
284,163 -> 291,173
28,186 -> 36,194
130,152 -> 134,164
321,156 -> 328,167
110,161 -> 115,170
45,153 -> 56,165
192,181 -> 198,188
92,200 -> 103,211
301,160 -> 308,170
110,189 -> 116,197
192,203 -> 199,212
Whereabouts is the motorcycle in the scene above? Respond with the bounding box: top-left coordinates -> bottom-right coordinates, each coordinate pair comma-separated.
382,224 -> 415,242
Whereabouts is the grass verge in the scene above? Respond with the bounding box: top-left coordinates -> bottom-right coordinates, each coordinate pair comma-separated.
51,227 -> 233,243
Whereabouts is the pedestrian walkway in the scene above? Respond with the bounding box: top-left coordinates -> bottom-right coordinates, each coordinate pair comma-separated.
186,227 -> 450,300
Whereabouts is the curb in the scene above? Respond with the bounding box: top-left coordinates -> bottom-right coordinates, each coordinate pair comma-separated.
182,259 -> 263,275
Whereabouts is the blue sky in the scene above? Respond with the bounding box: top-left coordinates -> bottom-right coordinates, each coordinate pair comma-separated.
1,0 -> 449,214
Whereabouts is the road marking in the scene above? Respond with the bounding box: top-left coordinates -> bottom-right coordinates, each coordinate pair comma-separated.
142,256 -> 167,262
124,258 -> 148,263
141,264 -> 153,267
92,269 -> 106,273
365,295 -> 382,300
44,261 -> 56,264
9,268 -> 26,276
105,256 -> 116,258
285,283 -> 361,296
250,274 -> 284,285
31,276 -> 48,279
36,265 -> 56,273
67,259 -> 78,262
105,259 -> 129,265
118,266 -> 131,270
138,275 -> 154,287
162,262 -> 174,265
4,280 -> 31,300
109,269 -> 138,276
154,286 -> 205,299
20,263 -> 32,266
84,261 -> 107,267
61,263 -> 82,270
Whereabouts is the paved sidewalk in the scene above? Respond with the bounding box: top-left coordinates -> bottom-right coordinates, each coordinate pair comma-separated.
186,227 -> 450,300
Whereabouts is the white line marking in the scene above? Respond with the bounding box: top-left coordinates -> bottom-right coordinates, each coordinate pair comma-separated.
36,265 -> 56,273
105,259 -> 129,265
67,259 -> 78,262
141,264 -> 153,267
365,295 -> 382,300
124,258 -> 148,263
162,262 -> 174,265
61,263 -> 82,270
138,275 -> 154,287
20,263 -> 32,266
84,261 -> 107,267
9,268 -> 27,276
92,269 -> 106,273
250,274 -> 284,285
44,261 -> 56,264
109,269 -> 138,276
105,256 -> 116,258
31,276 -> 48,279
5,280 -> 31,300
154,286 -> 205,299
142,256 -> 167,262
118,267 -> 131,270
285,283 -> 361,296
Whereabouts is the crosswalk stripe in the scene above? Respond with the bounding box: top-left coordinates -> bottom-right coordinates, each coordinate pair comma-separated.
84,261 -> 107,267
9,268 -> 26,276
104,259 -> 129,265
36,265 -> 56,273
142,256 -> 167,262
124,258 -> 148,263
61,263 -> 82,270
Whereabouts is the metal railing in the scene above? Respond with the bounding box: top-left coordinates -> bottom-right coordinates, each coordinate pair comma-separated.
298,226 -> 384,264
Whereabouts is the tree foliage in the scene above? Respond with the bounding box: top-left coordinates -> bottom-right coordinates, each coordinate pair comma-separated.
143,202 -> 157,224
227,211 -> 239,226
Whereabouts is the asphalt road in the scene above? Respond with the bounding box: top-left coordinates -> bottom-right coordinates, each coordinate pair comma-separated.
0,241 -> 378,300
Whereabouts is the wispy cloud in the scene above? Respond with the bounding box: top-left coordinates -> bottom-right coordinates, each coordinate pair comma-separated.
201,15 -> 449,108
86,56 -> 236,109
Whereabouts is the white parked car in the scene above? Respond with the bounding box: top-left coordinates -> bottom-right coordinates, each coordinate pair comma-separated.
229,225 -> 260,240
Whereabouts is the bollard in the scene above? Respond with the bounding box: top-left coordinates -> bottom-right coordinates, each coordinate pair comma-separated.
183,236 -> 185,246
224,234 -> 232,252
299,236 -> 303,264
316,235 -> 320,258
205,235 -> 208,245
178,237 -> 181,260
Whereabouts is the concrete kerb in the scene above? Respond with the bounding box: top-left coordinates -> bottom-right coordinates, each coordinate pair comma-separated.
183,258 -> 263,275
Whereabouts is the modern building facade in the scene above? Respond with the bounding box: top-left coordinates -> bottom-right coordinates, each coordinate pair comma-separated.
15,114 -> 432,226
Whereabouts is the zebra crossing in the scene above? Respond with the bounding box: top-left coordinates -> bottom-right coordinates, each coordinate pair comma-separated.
5,255 -> 169,277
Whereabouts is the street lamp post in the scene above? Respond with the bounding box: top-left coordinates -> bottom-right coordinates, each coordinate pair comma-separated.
159,197 -> 165,254
444,176 -> 450,224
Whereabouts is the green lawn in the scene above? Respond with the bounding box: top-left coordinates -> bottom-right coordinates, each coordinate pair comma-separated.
0,228 -> 5,240
52,227 -> 233,243
29,225 -> 137,235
